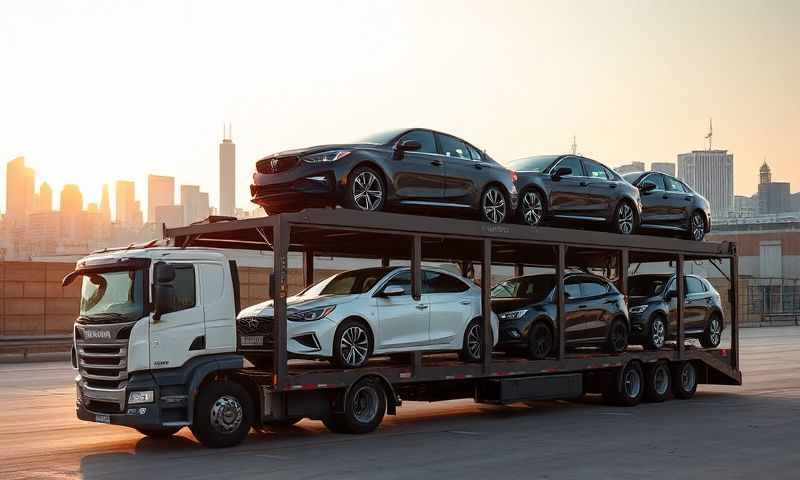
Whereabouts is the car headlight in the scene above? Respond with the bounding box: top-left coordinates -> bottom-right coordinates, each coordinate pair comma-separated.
288,305 -> 336,322
499,309 -> 528,320
629,305 -> 648,314
128,390 -> 154,405
302,150 -> 351,164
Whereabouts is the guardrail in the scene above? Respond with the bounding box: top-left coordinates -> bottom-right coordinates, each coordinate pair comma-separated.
0,335 -> 72,358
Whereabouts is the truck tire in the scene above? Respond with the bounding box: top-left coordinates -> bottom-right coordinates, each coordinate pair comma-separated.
135,426 -> 182,438
644,361 -> 671,402
613,361 -> 644,406
672,361 -> 698,399
190,380 -> 253,448
323,377 -> 386,434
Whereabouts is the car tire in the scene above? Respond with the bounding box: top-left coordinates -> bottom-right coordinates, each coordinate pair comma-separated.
606,361 -> 644,406
671,361 -> 698,399
480,185 -> 508,224
190,380 -> 253,448
605,318 -> 629,353
332,319 -> 373,369
344,166 -> 385,212
527,321 -> 554,360
687,211 -> 706,241
459,318 -> 487,363
323,377 -> 386,434
644,361 -> 671,403
644,314 -> 667,350
519,189 -> 545,226
135,426 -> 182,438
613,200 -> 637,235
700,313 -> 723,348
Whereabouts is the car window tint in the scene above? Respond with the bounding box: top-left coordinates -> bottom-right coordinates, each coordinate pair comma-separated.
686,277 -> 706,294
583,160 -> 610,180
468,145 -> 483,162
564,277 -> 581,298
437,134 -> 471,160
642,173 -> 666,191
665,176 -> 687,193
424,271 -> 469,294
398,130 -> 437,154
580,279 -> 610,297
383,270 -> 412,296
554,157 -> 583,176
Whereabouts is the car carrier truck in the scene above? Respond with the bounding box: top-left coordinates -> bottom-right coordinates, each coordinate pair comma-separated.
67,209 -> 741,448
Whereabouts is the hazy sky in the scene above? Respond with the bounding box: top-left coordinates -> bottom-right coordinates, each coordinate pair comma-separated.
1,0 -> 798,215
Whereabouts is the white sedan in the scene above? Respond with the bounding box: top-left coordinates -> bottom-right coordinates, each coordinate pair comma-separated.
238,266 -> 499,368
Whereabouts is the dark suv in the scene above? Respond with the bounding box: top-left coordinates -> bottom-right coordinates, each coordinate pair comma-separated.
628,274 -> 724,349
250,128 -> 517,224
490,273 -> 629,359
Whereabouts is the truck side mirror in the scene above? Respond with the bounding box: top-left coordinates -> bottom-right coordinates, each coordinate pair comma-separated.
153,263 -> 176,322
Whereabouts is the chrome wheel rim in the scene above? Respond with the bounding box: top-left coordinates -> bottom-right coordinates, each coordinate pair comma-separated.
340,325 -> 369,367
210,395 -> 243,434
522,191 -> 543,225
651,318 -> 665,349
624,368 -> 642,398
483,188 -> 506,223
681,363 -> 696,391
709,317 -> 721,346
351,386 -> 379,423
617,204 -> 634,234
467,323 -> 482,359
653,365 -> 670,395
352,171 -> 383,211
692,214 -> 704,240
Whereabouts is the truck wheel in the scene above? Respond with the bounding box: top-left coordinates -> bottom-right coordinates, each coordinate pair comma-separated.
459,319 -> 485,362
324,377 -> 386,434
616,362 -> 644,406
699,314 -> 722,348
672,361 -> 698,399
605,318 -> 629,354
644,361 -> 671,402
190,380 -> 253,448
135,426 -> 182,438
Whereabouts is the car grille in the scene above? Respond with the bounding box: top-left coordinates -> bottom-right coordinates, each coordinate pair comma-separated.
256,155 -> 299,174
237,316 -> 275,351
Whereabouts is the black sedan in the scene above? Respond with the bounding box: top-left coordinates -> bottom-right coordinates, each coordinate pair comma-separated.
627,274 -> 724,349
507,155 -> 642,235
622,171 -> 712,241
491,273 -> 630,359
250,128 -> 518,224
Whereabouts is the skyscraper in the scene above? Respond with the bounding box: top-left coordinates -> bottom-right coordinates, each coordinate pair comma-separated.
651,162 -> 676,177
759,161 -> 772,184
757,161 -> 791,214
677,150 -> 734,219
116,180 -> 142,226
148,174 -> 175,223
60,184 -> 83,213
180,184 -> 211,224
219,124 -> 236,217
99,184 -> 111,221
5,156 -> 35,225
35,182 -> 52,212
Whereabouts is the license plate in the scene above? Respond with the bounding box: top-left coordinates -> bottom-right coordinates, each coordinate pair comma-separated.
95,414 -> 111,424
240,335 -> 264,346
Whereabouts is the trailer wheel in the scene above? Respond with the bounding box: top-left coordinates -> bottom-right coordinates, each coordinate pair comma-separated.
671,361 -> 698,399
135,426 -> 182,438
644,361 -> 671,402
324,377 -> 386,434
604,362 -> 643,406
190,380 -> 253,448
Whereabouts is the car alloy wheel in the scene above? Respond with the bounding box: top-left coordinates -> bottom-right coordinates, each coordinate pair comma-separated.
691,213 -> 705,241
521,190 -> 544,226
709,317 -> 721,345
607,319 -> 628,353
650,316 -> 666,349
616,203 -> 635,234
352,170 -> 383,211
466,322 -> 483,360
340,325 -> 370,367
482,187 -> 506,224
209,395 -> 244,435
529,322 -> 553,360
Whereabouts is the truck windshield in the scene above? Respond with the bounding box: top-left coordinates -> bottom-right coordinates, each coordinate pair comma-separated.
492,275 -> 555,302
80,269 -> 145,321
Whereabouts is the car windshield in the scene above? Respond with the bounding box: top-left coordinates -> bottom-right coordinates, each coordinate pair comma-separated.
298,267 -> 397,297
622,172 -> 644,184
354,129 -> 409,145
505,155 -> 560,172
80,269 -> 145,320
492,275 -> 555,302
628,275 -> 672,297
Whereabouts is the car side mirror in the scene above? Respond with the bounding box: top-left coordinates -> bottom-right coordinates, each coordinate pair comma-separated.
394,139 -> 421,160
639,181 -> 657,194
551,167 -> 572,180
380,285 -> 406,297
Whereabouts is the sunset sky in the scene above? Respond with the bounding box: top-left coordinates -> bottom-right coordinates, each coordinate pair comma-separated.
1,0 -> 798,215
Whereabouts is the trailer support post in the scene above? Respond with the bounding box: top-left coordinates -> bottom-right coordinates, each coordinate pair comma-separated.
273,218 -> 289,389
514,263 -> 524,277
557,244 -> 566,360
482,239 -> 492,372
381,256 -> 390,267
730,253 -> 739,369
303,249 -> 314,287
618,249 -> 629,297
676,254 -> 685,360
411,235 -> 422,301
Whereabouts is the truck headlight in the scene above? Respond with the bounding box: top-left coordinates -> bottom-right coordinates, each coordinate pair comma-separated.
128,390 -> 154,405
302,150 -> 351,164
500,309 -> 528,320
288,305 -> 336,322
629,305 -> 648,314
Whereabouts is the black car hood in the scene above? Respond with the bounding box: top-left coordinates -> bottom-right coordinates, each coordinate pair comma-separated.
491,297 -> 542,314
261,143 -> 385,159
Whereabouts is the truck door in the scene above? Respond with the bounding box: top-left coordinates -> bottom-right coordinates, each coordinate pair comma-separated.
149,263 -> 205,370
199,262 -> 236,354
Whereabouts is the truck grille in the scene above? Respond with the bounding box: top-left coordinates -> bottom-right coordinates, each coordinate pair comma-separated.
75,323 -> 132,392
256,155 -> 299,174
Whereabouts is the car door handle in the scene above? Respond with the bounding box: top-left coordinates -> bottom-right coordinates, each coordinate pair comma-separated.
416,304 -> 429,310
430,159 -> 443,166
460,300 -> 471,305
609,183 -> 617,189
578,304 -> 588,309
579,181 -> 588,187
473,163 -> 483,170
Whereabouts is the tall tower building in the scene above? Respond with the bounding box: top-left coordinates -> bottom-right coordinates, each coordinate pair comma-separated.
759,161 -> 772,184
99,184 -> 111,221
115,180 -> 140,226
677,150 -> 734,219
180,184 -> 211,224
147,174 -> 175,223
60,184 -> 83,213
5,156 -> 35,224
35,182 -> 53,212
219,124 -> 236,217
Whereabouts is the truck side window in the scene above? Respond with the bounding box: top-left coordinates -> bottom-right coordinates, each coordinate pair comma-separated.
163,265 -> 197,314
